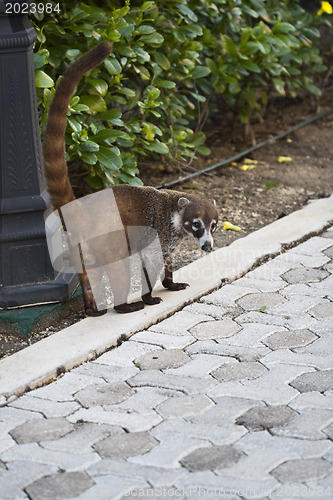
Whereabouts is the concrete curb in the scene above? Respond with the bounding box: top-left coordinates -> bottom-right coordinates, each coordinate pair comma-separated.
0,195 -> 332,401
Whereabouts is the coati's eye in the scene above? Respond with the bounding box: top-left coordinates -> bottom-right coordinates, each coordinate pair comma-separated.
193,221 -> 201,229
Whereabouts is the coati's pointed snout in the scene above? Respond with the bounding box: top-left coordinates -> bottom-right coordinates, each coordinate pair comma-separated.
201,240 -> 213,252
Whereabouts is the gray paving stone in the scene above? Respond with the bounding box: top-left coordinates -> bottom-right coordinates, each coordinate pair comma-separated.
25,471 -> 94,500
156,394 -> 214,418
262,349 -> 333,371
233,276 -> 286,292
186,339 -> 270,362
184,301 -> 242,319
324,422 -> 333,440
96,342 -> 162,368
323,244 -> 333,257
189,396 -> 265,425
0,406 -> 43,434
130,434 -> 211,468
112,387 -> 178,414
281,267 -> 329,284
130,330 -> 195,349
236,309 -> 318,331
309,301 -> 333,319
29,372 -> 106,402
216,322 -> 285,348
290,392 -> 333,410
290,369 -> 333,393
271,408 -> 333,440
134,349 -> 191,370
0,461 -> 57,500
94,431 -> 158,458
180,445 -> 244,472
208,365 -> 315,405
236,405 -> 297,431
271,458 -> 333,483
2,442 -> 100,470
73,475 -> 148,500
9,396 -> 80,418
127,370 -> 217,395
148,310 -> 214,335
211,361 -> 267,382
176,471 -> 271,500
189,319 -> 242,340
237,429 -> 333,461
68,406 -> 162,433
75,382 -> 134,407
274,251 -> 330,269
262,329 -> 317,350
202,283 -> 259,307
87,457 -> 187,487
74,362 -> 139,383
9,417 -> 73,444
40,422 -> 124,454
237,292 -> 286,311
270,294 -> 326,317
164,353 -> 234,378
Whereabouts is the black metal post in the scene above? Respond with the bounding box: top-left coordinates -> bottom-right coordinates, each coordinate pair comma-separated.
0,0 -> 78,308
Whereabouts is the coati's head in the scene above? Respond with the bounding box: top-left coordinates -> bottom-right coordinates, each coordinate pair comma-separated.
176,197 -> 219,252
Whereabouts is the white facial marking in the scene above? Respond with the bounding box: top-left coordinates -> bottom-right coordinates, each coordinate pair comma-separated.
171,212 -> 182,232
199,230 -> 213,249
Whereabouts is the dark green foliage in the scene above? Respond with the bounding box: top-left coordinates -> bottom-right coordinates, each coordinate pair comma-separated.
32,0 -> 330,188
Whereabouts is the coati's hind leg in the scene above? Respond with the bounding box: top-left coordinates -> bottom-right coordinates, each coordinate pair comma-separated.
141,263 -> 162,305
162,254 -> 189,291
107,259 -> 144,314
80,272 -> 107,317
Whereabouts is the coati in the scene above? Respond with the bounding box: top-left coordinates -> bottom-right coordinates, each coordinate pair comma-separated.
43,41 -> 219,315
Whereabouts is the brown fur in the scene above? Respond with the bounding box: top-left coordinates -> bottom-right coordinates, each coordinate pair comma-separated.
42,43 -> 218,315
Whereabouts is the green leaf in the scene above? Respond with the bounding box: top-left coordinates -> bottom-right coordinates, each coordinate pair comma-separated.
96,147 -> 122,170
90,79 -> 108,97
104,58 -> 122,75
97,109 -> 122,121
146,141 -> 169,154
177,4 -> 198,22
154,51 -> 171,70
35,70 -> 54,88
139,32 -> 164,46
190,66 -> 211,79
80,95 -> 107,113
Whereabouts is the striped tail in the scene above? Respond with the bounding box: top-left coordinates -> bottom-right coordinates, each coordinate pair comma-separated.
42,41 -> 112,210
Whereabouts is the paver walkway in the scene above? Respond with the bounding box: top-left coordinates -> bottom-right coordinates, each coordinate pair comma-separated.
0,228 -> 333,499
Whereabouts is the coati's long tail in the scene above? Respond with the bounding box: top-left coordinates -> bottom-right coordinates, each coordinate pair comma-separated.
42,41 -> 112,210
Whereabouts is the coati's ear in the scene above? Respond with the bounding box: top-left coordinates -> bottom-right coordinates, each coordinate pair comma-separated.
178,197 -> 190,210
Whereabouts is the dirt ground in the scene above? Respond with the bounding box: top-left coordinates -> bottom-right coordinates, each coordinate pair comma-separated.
1,76 -> 333,360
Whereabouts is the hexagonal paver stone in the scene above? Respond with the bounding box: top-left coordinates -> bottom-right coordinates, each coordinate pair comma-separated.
263,329 -> 318,350
180,444 -> 244,471
309,302 -> 333,319
9,417 -> 73,444
236,405 -> 297,431
290,370 -> 333,393
323,245 -> 333,258
75,382 -> 135,408
325,422 -> 333,439
237,292 -> 285,311
190,319 -> 242,340
212,361 -> 267,382
94,431 -> 158,458
271,458 -> 333,483
282,268 -> 329,284
134,349 -> 190,370
25,472 -> 94,500
157,394 -> 214,418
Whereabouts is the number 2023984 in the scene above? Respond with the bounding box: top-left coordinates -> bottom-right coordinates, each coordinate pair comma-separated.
5,3 -> 60,14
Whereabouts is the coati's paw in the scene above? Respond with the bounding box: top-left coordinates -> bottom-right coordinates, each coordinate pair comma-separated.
162,278 -> 190,291
85,307 -> 107,317
114,301 -> 145,313
142,293 -> 163,305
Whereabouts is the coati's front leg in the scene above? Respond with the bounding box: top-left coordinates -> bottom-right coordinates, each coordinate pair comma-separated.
162,254 -> 189,291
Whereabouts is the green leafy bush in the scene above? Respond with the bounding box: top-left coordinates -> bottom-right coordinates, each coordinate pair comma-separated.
32,0 -> 330,188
